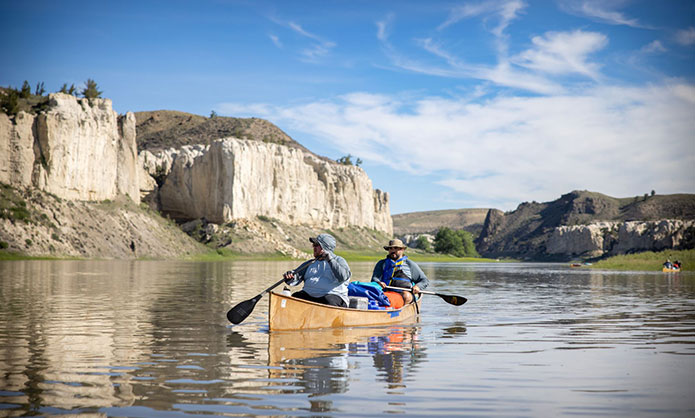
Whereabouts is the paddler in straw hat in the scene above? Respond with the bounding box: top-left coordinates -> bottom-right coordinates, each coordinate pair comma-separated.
371,238 -> 429,308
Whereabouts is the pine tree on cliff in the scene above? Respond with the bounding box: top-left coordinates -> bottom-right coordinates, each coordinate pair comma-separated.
81,79 -> 103,100
20,80 -> 31,98
34,82 -> 45,96
59,83 -> 77,96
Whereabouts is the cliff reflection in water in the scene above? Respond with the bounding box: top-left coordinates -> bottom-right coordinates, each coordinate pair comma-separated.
0,260 -> 267,415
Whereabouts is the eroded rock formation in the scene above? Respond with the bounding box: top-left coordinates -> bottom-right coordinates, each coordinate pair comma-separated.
0,93 -> 139,202
140,138 -> 392,234
547,220 -> 694,258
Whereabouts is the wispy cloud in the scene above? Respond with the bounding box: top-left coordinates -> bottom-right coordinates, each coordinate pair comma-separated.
559,0 -> 644,28
675,27 -> 695,46
268,18 -> 336,62
376,13 -> 394,42
438,0 -> 526,36
219,82 -> 695,209
641,40 -> 666,54
512,30 -> 608,79
376,2 -> 600,94
269,34 -> 282,48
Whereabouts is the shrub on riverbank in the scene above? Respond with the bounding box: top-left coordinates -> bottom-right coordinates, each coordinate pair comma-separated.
589,249 -> 694,271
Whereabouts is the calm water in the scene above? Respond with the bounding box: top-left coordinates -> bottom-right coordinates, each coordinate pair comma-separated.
0,260 -> 693,417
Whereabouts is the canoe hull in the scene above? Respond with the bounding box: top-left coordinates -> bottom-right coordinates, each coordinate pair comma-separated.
662,267 -> 681,273
268,291 -> 421,331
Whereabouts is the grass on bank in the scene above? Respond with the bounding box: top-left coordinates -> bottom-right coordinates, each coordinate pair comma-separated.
187,247 -> 506,263
188,248 -> 296,262
0,251 -> 80,261
588,249 -> 694,271
336,249 -> 503,263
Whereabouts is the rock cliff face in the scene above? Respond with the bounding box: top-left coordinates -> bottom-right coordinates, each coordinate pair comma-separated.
140,138 -> 393,234
0,93 -> 139,202
546,220 -> 694,258
477,191 -> 695,260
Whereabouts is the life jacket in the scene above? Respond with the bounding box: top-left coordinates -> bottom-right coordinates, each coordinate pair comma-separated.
382,256 -> 413,288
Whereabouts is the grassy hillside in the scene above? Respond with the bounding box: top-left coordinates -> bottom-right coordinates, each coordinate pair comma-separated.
393,208 -> 490,236
134,110 -> 317,156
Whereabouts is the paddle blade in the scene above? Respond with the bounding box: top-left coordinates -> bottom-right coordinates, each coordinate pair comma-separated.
227,295 -> 261,324
438,294 -> 467,306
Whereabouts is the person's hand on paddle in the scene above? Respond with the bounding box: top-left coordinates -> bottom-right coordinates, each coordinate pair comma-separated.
283,270 -> 301,286
412,284 -> 421,294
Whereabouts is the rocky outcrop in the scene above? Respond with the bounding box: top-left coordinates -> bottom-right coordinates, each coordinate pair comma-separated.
477,191 -> 695,260
0,93 -> 139,202
140,137 -> 393,234
546,220 -> 694,258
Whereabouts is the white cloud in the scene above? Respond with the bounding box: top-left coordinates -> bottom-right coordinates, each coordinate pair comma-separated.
219,82 -> 695,209
559,0 -> 643,28
379,5 -> 566,94
438,0 -> 526,36
641,40 -> 666,54
376,13 -> 394,42
268,18 -> 336,62
675,27 -> 695,46
269,34 -> 282,48
512,30 -> 608,78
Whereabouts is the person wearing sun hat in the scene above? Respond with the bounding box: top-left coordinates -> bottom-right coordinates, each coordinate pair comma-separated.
371,238 -> 429,308
282,233 -> 351,307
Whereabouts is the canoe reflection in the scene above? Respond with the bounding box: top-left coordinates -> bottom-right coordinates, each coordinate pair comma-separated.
367,326 -> 425,389
268,325 -> 426,400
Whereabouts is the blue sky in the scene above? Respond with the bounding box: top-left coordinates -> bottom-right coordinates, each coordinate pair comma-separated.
2,0 -> 694,214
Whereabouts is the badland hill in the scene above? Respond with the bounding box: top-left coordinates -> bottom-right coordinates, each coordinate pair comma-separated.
134,110 -> 315,156
475,190 -> 695,260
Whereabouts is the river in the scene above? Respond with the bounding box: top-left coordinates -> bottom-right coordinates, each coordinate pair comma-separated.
0,260 -> 693,417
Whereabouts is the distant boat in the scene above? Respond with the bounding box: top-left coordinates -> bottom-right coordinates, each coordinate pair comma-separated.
570,263 -> 583,267
662,267 -> 681,273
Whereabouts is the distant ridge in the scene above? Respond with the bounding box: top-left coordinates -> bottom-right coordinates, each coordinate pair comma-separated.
134,110 -> 316,156
392,208 -> 490,236
477,190 -> 695,260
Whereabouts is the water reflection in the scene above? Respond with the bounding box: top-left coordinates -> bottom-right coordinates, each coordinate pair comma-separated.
1,260 -> 694,417
363,327 -> 420,390
265,325 -> 426,403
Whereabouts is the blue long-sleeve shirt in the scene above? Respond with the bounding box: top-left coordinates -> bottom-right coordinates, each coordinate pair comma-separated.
295,254 -> 351,305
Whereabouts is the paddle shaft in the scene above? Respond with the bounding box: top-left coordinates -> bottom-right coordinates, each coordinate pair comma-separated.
227,258 -> 316,324
257,258 -> 316,296
383,285 -> 467,306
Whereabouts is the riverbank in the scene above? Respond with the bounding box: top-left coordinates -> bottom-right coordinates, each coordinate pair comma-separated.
588,249 -> 694,271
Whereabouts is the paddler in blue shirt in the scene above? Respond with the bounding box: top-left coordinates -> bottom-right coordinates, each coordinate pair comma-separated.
371,239 -> 429,307
283,233 -> 351,307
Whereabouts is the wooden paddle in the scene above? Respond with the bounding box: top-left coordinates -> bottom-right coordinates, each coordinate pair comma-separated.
226,259 -> 315,324
384,285 -> 467,306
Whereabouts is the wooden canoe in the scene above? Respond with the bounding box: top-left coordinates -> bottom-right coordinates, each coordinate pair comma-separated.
663,267 -> 681,273
268,291 -> 421,331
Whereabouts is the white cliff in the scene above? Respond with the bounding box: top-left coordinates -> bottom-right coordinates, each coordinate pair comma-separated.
141,138 -> 393,234
547,219 -> 694,257
0,93 -> 139,203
